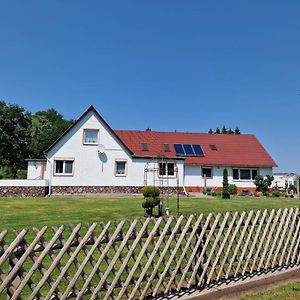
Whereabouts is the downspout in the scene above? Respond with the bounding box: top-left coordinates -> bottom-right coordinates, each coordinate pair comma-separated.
43,152 -> 52,196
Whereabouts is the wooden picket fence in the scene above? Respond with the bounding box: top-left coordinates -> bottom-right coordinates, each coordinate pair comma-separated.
1,207 -> 300,299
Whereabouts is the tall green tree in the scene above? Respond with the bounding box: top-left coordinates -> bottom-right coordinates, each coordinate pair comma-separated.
215,127 -> 220,134
234,126 -> 241,134
222,168 -> 230,199
208,128 -> 213,134
221,126 -> 227,134
30,109 -> 74,158
0,101 -> 32,178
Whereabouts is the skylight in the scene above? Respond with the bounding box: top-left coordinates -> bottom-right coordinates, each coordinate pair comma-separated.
141,143 -> 149,151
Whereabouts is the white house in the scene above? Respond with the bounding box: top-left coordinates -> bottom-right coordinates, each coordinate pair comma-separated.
272,173 -> 299,189
27,106 -> 277,195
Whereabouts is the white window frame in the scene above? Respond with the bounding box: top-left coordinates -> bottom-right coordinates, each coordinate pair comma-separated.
202,167 -> 213,179
158,162 -> 176,177
83,128 -> 99,145
115,160 -> 127,177
53,158 -> 75,176
232,168 -> 259,181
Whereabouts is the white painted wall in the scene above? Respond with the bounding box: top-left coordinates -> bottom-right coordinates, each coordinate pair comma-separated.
0,180 -> 48,187
272,174 -> 298,188
27,161 -> 46,179
45,110 -> 184,187
184,165 -> 273,188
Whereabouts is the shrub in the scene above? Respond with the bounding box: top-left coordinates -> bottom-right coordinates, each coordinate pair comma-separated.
16,169 -> 27,179
228,184 -> 237,195
254,175 -> 274,195
142,186 -> 161,217
272,191 -> 281,198
142,186 -> 160,198
0,168 -> 13,179
222,168 -> 230,199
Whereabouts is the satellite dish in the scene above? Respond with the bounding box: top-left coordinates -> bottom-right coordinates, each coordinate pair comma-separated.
98,144 -> 106,154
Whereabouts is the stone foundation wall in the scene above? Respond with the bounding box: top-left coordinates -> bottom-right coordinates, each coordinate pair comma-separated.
0,186 -> 49,197
52,186 -> 182,195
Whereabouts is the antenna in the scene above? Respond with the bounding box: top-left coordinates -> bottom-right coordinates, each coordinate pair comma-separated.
98,144 -> 105,154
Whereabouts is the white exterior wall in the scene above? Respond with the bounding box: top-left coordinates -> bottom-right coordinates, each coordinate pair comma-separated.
45,110 -> 184,187
272,174 -> 298,188
184,165 -> 273,188
0,179 -> 48,187
27,161 -> 46,179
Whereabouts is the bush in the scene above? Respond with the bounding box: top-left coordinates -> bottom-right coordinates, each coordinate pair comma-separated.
254,175 -> 274,195
228,184 -> 237,195
142,186 -> 161,217
16,169 -> 27,179
222,168 -> 230,199
0,168 -> 13,179
272,191 -> 281,198
142,186 -> 160,198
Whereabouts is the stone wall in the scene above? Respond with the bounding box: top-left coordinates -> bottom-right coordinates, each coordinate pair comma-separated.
52,186 -> 182,195
0,186 -> 49,197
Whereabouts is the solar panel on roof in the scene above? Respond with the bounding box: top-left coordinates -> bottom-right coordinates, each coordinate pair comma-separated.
174,144 -> 185,156
183,144 -> 194,155
192,144 -> 204,156
174,143 -> 204,157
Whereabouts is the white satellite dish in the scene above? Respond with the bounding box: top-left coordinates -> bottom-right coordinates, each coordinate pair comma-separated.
98,144 -> 106,154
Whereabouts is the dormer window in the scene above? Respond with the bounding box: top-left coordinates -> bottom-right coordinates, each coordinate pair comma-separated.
141,143 -> 149,151
83,129 -> 99,145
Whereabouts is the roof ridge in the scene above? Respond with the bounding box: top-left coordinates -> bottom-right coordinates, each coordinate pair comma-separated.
114,129 -> 254,136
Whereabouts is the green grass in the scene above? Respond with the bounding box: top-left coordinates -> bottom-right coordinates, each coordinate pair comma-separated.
0,195 -> 299,231
243,281 -> 300,300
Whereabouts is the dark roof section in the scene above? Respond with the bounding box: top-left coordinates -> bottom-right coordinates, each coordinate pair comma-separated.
44,105 -> 134,155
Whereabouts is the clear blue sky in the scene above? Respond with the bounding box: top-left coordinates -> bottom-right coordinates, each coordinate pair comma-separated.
0,1 -> 299,173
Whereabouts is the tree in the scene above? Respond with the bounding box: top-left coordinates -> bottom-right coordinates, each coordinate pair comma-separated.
234,126 -> 241,134
254,175 -> 274,195
221,126 -> 227,134
0,101 -> 32,178
30,109 -> 74,158
215,127 -> 220,134
228,128 -> 234,134
222,168 -> 230,199
208,128 -> 213,134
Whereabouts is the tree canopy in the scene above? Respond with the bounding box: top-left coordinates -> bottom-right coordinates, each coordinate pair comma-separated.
208,126 -> 241,134
0,101 -> 73,178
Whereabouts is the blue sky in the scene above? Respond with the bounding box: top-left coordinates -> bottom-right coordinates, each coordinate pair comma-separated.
0,1 -> 299,173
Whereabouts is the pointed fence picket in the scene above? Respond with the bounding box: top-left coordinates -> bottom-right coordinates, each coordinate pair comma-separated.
1,207 -> 300,299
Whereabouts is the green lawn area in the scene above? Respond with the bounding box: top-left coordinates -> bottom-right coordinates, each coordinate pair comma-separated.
0,195 -> 299,231
243,281 -> 300,300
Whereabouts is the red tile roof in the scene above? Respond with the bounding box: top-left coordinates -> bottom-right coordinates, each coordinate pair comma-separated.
115,130 -> 277,167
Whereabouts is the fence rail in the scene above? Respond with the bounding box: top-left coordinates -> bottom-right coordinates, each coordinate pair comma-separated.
1,207 -> 300,299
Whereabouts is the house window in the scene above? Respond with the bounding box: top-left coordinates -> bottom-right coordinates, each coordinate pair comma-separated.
115,160 -> 127,176
202,167 -> 212,178
54,159 -> 74,175
233,168 -> 258,180
159,162 -> 175,176
83,129 -> 99,144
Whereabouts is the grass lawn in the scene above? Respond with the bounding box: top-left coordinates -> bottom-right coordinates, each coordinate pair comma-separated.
243,281 -> 300,300
0,195 -> 299,231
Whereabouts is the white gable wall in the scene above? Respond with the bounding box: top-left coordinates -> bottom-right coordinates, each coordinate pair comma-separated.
45,110 -> 184,187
